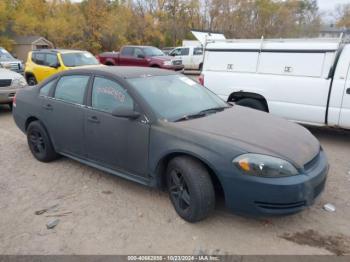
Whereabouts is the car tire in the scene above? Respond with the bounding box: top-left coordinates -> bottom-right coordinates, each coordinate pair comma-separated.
27,76 -> 37,86
236,98 -> 267,112
166,156 -> 215,223
27,121 -> 59,162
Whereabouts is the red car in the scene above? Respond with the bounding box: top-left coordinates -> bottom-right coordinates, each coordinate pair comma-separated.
97,46 -> 184,71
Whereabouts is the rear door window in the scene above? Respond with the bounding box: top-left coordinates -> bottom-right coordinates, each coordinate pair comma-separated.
92,77 -> 134,113
54,75 -> 90,104
121,47 -> 134,56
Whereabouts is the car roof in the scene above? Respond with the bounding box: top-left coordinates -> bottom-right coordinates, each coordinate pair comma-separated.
123,46 -> 158,49
65,66 -> 178,79
32,49 -> 88,54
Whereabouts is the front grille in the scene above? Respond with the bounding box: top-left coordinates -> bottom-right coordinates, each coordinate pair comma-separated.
255,201 -> 306,210
10,63 -> 20,70
0,79 -> 12,87
172,60 -> 182,66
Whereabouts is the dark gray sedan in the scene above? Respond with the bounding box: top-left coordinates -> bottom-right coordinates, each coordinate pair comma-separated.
13,67 -> 328,222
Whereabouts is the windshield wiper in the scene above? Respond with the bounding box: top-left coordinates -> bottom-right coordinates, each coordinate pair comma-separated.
174,106 -> 230,122
174,112 -> 207,122
198,106 -> 230,115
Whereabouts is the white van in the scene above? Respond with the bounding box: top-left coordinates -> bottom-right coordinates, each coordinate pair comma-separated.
200,38 -> 350,129
169,46 -> 204,70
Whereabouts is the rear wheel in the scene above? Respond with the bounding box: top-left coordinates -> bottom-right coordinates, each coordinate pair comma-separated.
166,156 -> 215,223
27,75 -> 37,86
236,98 -> 267,112
27,121 -> 59,162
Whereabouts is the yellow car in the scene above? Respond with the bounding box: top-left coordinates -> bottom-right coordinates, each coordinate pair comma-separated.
25,49 -> 102,85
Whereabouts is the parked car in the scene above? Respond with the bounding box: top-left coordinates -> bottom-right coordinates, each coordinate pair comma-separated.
0,47 -> 24,74
169,46 -> 204,71
97,46 -> 184,71
25,49 -> 101,85
0,64 -> 27,110
13,66 -> 328,222
200,38 -> 350,129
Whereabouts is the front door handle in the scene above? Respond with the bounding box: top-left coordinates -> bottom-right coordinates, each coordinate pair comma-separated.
347,88 -> 350,95
42,104 -> 53,110
87,116 -> 100,124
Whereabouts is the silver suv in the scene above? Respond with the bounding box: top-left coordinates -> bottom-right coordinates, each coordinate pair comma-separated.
0,47 -> 24,74
0,63 -> 27,110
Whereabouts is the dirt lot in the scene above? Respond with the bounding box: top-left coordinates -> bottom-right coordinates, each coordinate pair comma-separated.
1,104 -> 350,255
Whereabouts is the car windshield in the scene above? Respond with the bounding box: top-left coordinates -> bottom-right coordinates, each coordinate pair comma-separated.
0,48 -> 15,61
61,52 -> 99,67
128,75 -> 228,121
143,47 -> 165,57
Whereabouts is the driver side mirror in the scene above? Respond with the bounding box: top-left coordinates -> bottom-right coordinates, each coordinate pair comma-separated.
137,54 -> 145,59
112,106 -> 140,119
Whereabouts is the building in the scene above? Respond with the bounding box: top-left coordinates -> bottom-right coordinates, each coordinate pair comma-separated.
12,36 -> 54,61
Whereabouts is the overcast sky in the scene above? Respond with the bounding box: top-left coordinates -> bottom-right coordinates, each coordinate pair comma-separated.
318,0 -> 350,11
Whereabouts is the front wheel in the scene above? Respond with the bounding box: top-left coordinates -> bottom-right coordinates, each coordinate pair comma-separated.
27,121 -> 59,162
166,156 -> 215,223
27,75 -> 37,86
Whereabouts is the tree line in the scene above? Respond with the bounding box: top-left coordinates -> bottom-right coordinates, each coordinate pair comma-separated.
0,0 -> 348,54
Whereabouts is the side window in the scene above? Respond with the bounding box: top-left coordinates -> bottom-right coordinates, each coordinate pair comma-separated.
171,49 -> 182,56
121,47 -> 133,56
181,48 -> 190,56
39,79 -> 56,97
45,54 -> 59,67
134,48 -> 144,58
92,77 -> 133,113
32,53 -> 45,65
193,48 -> 203,56
55,75 -> 89,104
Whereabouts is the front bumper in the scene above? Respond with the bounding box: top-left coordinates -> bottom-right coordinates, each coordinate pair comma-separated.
0,87 -> 21,104
162,65 -> 185,71
221,150 -> 329,216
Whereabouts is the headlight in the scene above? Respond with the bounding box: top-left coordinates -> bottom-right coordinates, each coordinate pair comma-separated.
233,154 -> 299,177
12,77 -> 27,87
163,61 -> 172,66
1,63 -> 12,70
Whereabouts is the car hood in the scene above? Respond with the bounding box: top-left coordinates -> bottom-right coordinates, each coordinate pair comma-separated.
174,106 -> 320,168
151,56 -> 177,62
0,68 -> 23,79
67,64 -> 106,70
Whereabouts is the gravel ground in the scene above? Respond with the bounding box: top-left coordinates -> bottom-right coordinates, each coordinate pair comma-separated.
0,104 -> 350,255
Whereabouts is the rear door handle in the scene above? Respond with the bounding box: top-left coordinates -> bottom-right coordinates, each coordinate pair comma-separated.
347,88 -> 350,95
87,116 -> 100,124
42,104 -> 53,110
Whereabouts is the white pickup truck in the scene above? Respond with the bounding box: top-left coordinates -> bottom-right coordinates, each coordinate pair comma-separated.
200,38 -> 350,129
